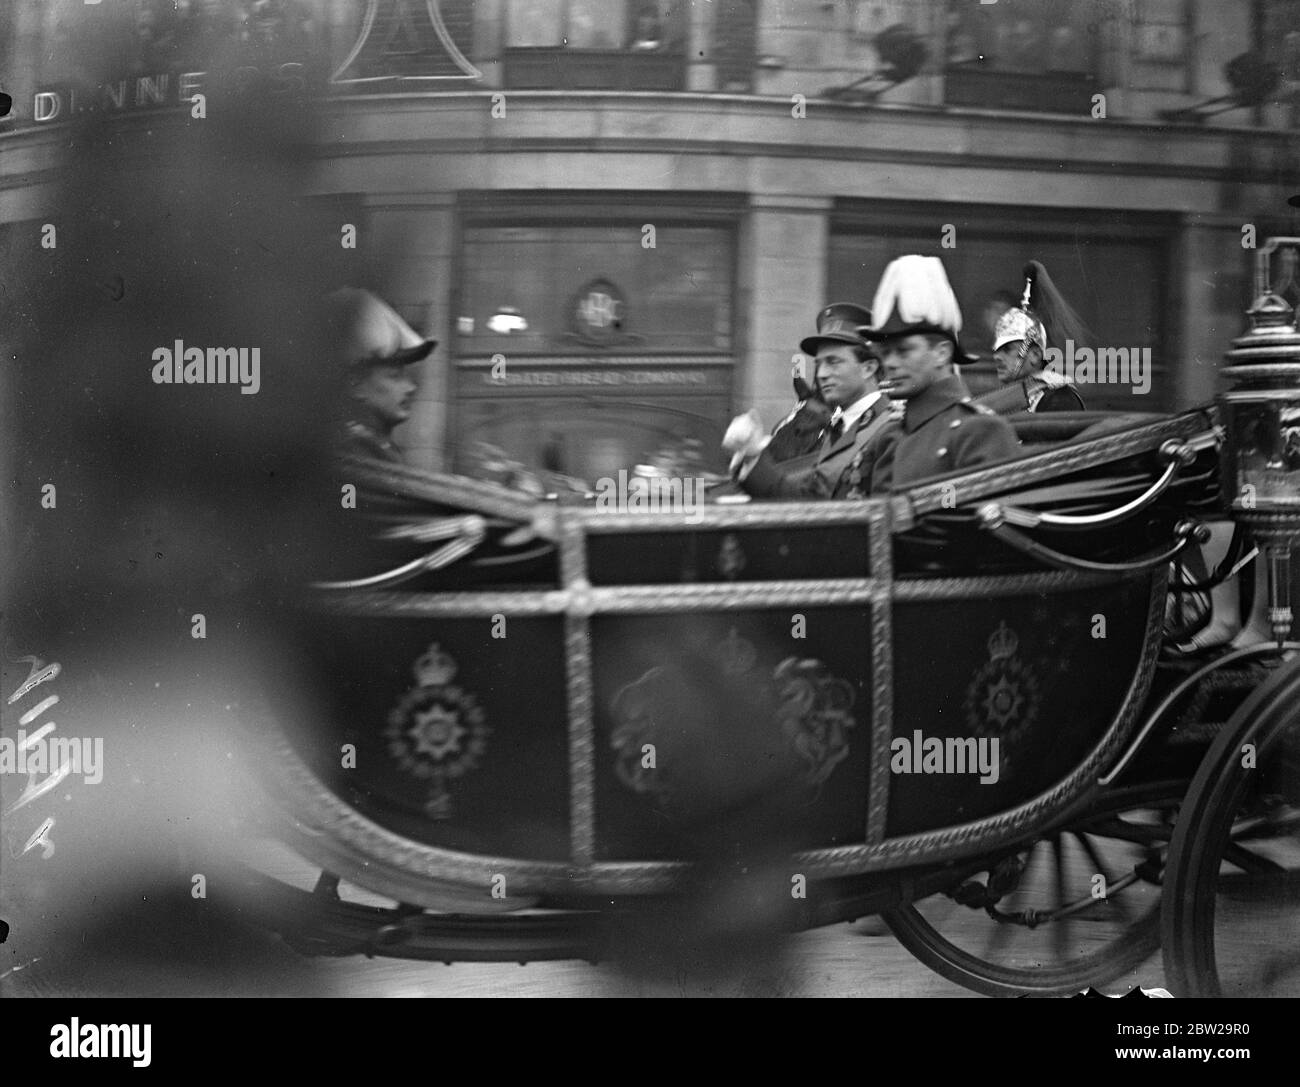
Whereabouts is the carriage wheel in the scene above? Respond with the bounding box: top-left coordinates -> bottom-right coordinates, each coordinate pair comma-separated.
1161,656 -> 1300,997
882,782 -> 1180,997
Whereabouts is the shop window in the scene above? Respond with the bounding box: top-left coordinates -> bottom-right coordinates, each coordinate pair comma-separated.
503,0 -> 687,89
457,223 -> 732,355
453,215 -> 735,481
944,0 -> 1103,113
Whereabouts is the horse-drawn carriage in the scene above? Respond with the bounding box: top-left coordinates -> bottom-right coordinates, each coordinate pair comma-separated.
236,243 -> 1300,998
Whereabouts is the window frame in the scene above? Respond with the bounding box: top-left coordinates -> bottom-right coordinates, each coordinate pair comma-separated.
501,0 -> 688,90
452,192 -> 745,361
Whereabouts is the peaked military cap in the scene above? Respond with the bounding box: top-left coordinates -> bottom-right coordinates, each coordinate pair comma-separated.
799,302 -> 874,355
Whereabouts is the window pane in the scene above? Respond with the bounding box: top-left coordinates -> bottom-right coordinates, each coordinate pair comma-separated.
459,224 -> 732,354
508,0 -> 565,47
629,1 -> 681,51
946,0 -> 1098,76
568,0 -> 626,49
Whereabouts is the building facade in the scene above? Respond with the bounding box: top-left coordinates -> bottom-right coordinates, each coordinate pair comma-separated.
2,0 -> 1298,478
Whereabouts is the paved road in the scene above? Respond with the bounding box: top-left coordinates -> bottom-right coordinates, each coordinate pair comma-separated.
1,836 -> 1169,998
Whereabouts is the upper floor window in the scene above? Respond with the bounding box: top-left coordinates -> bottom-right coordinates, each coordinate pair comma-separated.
944,0 -> 1103,113
503,0 -> 688,89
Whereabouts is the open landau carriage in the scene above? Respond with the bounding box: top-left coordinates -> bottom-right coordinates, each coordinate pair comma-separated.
242,243 -> 1300,998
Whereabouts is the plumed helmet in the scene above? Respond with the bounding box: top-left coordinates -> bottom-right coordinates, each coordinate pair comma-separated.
992,307 -> 1047,352
329,287 -> 436,369
993,260 -> 1092,354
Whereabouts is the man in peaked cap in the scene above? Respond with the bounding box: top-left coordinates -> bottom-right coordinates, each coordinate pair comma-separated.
864,256 -> 1020,488
724,302 -> 898,499
330,287 -> 437,463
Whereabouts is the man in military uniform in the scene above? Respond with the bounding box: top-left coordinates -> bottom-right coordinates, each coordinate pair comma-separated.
331,287 -> 436,464
862,256 -> 1020,488
725,303 -> 897,499
979,260 -> 1087,414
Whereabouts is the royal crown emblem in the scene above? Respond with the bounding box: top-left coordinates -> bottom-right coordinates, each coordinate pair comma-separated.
385,642 -> 489,820
987,621 -> 1019,661
963,621 -> 1039,779
414,643 -> 457,686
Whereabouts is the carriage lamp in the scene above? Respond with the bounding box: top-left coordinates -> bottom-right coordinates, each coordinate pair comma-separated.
1219,237 -> 1300,644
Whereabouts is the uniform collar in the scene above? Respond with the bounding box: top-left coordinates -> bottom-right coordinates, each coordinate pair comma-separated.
830,389 -> 883,432
902,374 -> 971,434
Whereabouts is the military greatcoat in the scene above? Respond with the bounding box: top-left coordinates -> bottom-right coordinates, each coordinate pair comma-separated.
886,374 -> 1021,488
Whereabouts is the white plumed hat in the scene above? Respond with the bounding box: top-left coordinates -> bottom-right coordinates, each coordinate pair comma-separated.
863,255 -> 972,360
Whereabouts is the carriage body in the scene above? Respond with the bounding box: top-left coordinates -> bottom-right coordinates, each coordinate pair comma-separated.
255,408 -> 1224,912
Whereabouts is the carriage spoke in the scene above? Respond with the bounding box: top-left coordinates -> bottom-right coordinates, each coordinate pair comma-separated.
886,785 -> 1174,997
1051,834 -> 1071,959
1076,831 -> 1119,895
1081,816 -> 1170,847
1221,841 -> 1286,875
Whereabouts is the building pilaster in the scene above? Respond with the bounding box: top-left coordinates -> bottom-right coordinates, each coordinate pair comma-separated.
736,194 -> 832,430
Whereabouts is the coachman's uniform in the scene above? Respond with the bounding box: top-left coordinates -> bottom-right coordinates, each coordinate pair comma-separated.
329,287 -> 436,466
888,374 -> 1020,487
338,418 -> 404,463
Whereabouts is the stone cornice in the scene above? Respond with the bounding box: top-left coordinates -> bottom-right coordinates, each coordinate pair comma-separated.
1,92 -> 1292,208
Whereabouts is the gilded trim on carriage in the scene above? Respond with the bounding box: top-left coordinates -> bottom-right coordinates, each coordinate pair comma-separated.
560,516 -> 597,866
893,413 -> 1218,528
867,499 -> 894,844
311,570 -> 1130,621
576,500 -> 889,532
313,580 -> 881,616
890,569 -> 1146,600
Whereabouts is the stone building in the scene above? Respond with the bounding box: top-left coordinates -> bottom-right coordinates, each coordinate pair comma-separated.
2,0 -> 1297,478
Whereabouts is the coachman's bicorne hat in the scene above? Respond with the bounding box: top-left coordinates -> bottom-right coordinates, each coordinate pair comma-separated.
862,255 -> 978,363
799,302 -> 874,355
330,287 -> 437,369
